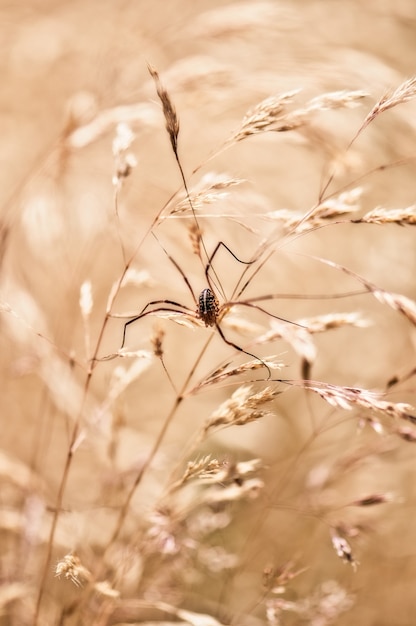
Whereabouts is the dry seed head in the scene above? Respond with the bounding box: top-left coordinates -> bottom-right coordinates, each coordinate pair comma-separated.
121,268 -> 156,289
55,553 -> 92,587
175,607 -> 230,626
93,581 -> 120,598
364,76 -> 416,127
112,121 -> 135,155
200,458 -> 262,485
397,426 -> 416,442
231,90 -> 300,141
107,352 -> 153,401
198,357 -> 282,390
304,381 -> 416,423
232,88 -> 368,143
151,324 -> 165,358
113,152 -> 137,186
312,188 -> 363,219
203,478 -> 264,505
373,289 -> 416,325
112,122 -> 137,187
152,310 -> 203,329
180,455 -> 222,485
330,530 -> 357,570
79,280 -> 93,319
171,174 -> 243,215
308,90 -> 368,111
298,312 -> 370,333
265,187 -> 363,232
205,385 -> 279,431
198,545 -> 238,573
67,102 -> 158,149
266,580 -> 354,623
189,222 -> 202,258
263,560 -> 306,592
257,320 -> 316,363
358,415 -> 384,435
148,63 -> 180,153
351,493 -> 393,507
356,205 -> 416,226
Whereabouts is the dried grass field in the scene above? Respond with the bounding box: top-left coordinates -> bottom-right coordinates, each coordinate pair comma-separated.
1,1 -> 416,624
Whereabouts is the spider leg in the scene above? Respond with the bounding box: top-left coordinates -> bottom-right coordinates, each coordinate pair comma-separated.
215,322 -> 272,380
225,301 -> 306,328
239,289 -> 368,304
121,300 -> 194,349
151,233 -> 197,304
205,241 -> 255,300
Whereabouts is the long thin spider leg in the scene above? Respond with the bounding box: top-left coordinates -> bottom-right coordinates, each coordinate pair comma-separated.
224,301 -> 306,328
238,288 -> 369,304
121,300 -> 194,349
233,243 -> 275,301
205,241 -> 255,299
151,232 -> 197,304
215,322 -> 272,380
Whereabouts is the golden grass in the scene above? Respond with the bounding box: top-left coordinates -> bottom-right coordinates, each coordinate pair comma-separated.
2,2 -> 416,625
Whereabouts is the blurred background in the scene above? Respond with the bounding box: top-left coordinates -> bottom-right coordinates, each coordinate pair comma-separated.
1,1 -> 416,624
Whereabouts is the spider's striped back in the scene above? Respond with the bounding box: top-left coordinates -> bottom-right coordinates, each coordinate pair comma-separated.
198,288 -> 219,327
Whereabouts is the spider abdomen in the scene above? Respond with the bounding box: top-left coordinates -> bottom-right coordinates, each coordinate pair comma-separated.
198,288 -> 219,327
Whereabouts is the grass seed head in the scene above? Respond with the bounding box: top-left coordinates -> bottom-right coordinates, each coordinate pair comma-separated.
148,63 -> 180,154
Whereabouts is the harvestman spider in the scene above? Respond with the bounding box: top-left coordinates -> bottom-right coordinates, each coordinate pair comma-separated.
119,237 -> 304,380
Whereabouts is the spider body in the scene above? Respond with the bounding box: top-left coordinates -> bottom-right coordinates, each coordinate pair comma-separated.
198,288 -> 219,327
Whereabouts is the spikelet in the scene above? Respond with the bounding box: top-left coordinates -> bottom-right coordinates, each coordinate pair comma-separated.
148,63 -> 180,155
204,385 -> 279,432
356,205 -> 416,226
360,76 -> 416,134
303,381 -> 416,424
330,529 -> 358,570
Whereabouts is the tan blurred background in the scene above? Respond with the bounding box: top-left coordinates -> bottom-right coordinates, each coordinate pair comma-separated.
1,1 -> 416,624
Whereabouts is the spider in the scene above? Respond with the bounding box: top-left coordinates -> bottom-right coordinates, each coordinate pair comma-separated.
119,238 -> 304,380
